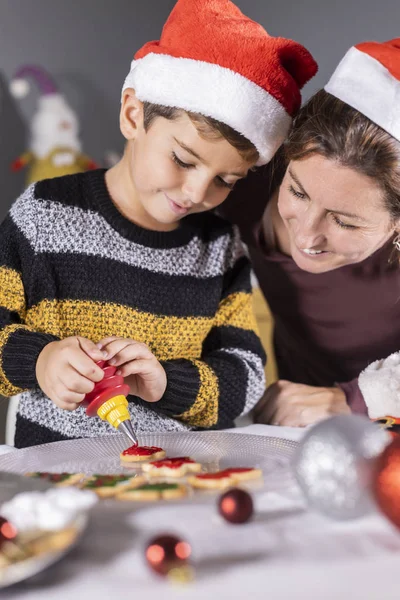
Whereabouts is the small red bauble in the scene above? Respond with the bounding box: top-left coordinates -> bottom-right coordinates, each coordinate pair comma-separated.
374,436 -> 400,528
0,516 -> 17,549
218,488 -> 253,524
145,534 -> 192,577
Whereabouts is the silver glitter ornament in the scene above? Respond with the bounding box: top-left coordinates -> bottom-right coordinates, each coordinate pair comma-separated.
292,415 -> 390,520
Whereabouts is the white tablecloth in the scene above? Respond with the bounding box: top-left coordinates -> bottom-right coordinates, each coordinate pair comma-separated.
3,424 -> 400,600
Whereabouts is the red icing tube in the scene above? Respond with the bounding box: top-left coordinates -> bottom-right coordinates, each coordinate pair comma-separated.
83,360 -> 129,417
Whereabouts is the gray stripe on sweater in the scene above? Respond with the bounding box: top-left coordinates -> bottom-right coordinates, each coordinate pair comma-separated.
17,389 -> 192,438
11,192 -> 244,279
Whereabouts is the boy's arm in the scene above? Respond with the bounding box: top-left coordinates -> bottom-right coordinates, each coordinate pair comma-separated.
0,186 -> 59,396
146,229 -> 266,429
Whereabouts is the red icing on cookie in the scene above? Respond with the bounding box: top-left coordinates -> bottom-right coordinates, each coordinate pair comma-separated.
122,445 -> 163,457
195,472 -> 231,480
195,468 -> 254,480
224,468 -> 254,475
150,457 -> 195,469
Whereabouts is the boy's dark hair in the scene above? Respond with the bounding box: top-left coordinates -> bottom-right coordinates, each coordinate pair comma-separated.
143,102 -> 259,164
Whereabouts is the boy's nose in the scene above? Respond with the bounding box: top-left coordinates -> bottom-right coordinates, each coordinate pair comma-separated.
182,181 -> 208,205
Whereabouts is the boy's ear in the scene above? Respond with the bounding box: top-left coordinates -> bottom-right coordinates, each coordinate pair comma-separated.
120,88 -> 144,140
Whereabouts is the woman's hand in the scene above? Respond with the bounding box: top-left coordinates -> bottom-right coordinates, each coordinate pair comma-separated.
97,336 -> 167,403
253,380 -> 350,427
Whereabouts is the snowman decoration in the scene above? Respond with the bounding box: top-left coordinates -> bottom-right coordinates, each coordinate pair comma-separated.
10,65 -> 97,184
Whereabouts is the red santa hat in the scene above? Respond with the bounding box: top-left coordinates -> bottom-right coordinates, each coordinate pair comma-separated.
325,38 -> 400,142
122,0 -> 317,165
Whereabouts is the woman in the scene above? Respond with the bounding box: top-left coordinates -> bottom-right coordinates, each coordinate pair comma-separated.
223,38 -> 400,427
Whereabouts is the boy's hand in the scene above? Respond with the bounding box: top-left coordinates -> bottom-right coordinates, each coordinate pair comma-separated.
36,337 -> 106,411
97,336 -> 167,403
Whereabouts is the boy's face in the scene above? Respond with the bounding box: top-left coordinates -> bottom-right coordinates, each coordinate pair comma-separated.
121,93 -> 254,231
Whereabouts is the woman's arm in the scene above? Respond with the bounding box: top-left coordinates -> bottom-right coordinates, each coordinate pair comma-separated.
336,378 -> 367,415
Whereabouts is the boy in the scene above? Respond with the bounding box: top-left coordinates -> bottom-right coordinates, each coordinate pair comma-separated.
0,0 -> 317,447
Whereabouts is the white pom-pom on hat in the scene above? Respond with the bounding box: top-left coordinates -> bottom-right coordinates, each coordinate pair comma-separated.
10,77 -> 30,98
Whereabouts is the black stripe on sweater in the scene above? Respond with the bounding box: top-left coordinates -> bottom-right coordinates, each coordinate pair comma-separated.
28,252 -> 224,317
15,414 -> 75,448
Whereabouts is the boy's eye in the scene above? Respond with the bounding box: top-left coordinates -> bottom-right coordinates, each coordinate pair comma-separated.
172,152 -> 193,169
216,176 -> 235,190
288,184 -> 306,199
173,151 -> 235,190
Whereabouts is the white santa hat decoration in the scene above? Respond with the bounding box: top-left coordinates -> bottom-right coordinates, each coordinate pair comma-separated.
325,38 -> 400,142
122,0 -> 317,165
9,64 -> 80,157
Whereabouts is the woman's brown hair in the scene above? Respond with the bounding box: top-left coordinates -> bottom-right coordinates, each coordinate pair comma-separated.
280,89 -> 400,222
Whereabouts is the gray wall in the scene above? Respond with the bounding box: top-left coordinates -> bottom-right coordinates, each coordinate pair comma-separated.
1,0 -> 400,214
0,0 -> 399,442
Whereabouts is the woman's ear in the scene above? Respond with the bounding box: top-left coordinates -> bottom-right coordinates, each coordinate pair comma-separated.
120,88 -> 144,140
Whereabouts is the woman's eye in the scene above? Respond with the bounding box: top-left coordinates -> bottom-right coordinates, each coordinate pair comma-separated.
216,176 -> 235,190
332,215 -> 357,230
172,152 -> 193,169
288,184 -> 306,199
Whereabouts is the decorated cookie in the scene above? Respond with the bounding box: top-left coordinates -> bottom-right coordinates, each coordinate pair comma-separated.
26,472 -> 84,487
142,456 -> 202,478
187,472 -> 234,489
223,468 -> 263,482
120,445 -> 166,463
81,474 -> 146,498
117,482 -> 187,502
188,467 -> 262,490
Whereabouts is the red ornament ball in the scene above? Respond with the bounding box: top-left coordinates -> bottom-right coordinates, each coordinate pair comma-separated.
145,534 -> 192,577
0,517 -> 17,548
218,488 -> 253,524
374,436 -> 400,528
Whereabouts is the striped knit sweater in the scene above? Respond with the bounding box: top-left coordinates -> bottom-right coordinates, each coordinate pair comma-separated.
0,170 -> 266,448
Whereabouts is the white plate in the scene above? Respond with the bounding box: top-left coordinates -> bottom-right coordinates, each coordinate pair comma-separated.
0,513 -> 87,589
0,432 -> 297,495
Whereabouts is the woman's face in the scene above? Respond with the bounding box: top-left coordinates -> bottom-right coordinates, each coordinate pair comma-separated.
277,154 -> 398,273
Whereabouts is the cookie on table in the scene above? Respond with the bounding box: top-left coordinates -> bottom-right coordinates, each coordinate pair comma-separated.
117,482 -> 187,502
187,471 -> 234,490
223,468 -> 263,482
188,467 -> 262,490
81,474 -> 146,498
25,472 -> 84,487
142,456 -> 202,478
120,445 -> 166,463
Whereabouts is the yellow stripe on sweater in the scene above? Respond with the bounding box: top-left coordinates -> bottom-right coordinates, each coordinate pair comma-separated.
214,291 -> 259,333
0,267 -> 26,318
178,359 -> 219,427
26,299 -> 213,359
25,293 -> 257,361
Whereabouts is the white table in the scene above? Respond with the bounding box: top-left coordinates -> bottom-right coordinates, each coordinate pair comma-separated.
3,424 -> 400,600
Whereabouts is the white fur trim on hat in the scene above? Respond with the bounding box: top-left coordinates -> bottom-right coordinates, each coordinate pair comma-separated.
325,46 -> 400,143
122,53 -> 292,165
358,351 -> 400,418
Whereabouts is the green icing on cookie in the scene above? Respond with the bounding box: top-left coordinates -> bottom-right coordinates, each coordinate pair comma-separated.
134,483 -> 180,492
85,475 -> 131,488
31,472 -> 73,483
